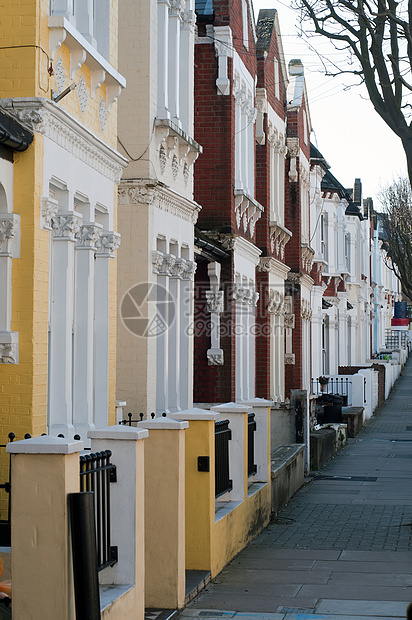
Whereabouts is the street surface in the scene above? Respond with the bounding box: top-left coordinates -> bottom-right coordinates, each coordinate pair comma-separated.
180,357 -> 412,619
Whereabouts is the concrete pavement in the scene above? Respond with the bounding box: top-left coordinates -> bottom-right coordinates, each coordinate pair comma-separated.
180,357 -> 412,619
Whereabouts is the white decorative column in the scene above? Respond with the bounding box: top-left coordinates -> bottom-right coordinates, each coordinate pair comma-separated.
73,223 -> 102,440
206,262 -> 224,366
179,9 -> 196,134
0,214 -> 20,364
94,230 -> 120,428
168,0 -> 184,127
233,74 -> 244,189
234,282 -> 244,402
213,26 -> 233,96
180,259 -> 196,410
168,257 -> 185,412
49,212 -> 82,437
157,0 -> 171,119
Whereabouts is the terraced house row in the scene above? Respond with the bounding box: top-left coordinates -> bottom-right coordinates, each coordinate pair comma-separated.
0,0 -> 405,618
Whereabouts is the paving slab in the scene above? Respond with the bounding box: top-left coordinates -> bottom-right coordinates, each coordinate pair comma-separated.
315,599 -> 410,616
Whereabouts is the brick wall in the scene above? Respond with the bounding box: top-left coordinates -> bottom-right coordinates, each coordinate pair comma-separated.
193,256 -> 236,403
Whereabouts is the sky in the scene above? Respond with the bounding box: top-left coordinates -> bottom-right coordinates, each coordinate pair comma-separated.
252,0 -> 408,206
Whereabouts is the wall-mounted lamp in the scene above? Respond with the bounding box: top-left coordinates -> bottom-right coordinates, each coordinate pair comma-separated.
52,82 -> 77,103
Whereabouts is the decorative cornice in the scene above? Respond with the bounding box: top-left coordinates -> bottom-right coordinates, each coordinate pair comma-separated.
232,235 -> 262,265
257,256 -> 290,279
118,179 -> 201,224
0,98 -> 127,183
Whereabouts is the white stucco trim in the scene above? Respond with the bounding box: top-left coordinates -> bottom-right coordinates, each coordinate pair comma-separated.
0,98 -> 128,183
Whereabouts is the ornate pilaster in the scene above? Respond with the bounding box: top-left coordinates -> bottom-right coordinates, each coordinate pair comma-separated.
0,340 -> 18,364
206,262 -> 224,365
0,215 -> 19,256
41,197 -> 59,231
213,25 -> 233,96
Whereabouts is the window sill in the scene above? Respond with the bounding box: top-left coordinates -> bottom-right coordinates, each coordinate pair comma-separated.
215,500 -> 242,523
48,16 -> 126,108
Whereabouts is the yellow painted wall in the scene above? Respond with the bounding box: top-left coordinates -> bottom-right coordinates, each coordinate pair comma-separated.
0,0 -> 122,444
185,413 -> 271,578
0,136 -> 48,457
144,428 -> 186,608
212,486 -> 271,577
11,450 -> 80,619
185,420 -> 215,570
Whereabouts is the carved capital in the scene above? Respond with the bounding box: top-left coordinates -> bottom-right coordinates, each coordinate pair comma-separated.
206,290 -> 224,314
207,348 -> 224,365
76,223 -> 103,250
52,212 -> 82,241
183,259 -> 197,280
285,354 -> 295,365
41,197 -> 59,231
0,331 -> 19,363
284,314 -> 295,328
0,216 -> 18,255
95,230 -> 121,257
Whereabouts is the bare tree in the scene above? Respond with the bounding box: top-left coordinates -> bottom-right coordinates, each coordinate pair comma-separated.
379,177 -> 412,299
293,0 -> 412,185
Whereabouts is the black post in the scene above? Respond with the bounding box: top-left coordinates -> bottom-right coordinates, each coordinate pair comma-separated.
69,492 -> 101,620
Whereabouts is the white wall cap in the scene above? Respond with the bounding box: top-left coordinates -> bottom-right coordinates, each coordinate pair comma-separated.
137,416 -> 189,430
88,426 -> 149,441
7,435 -> 84,454
170,408 -> 221,421
211,402 -> 253,413
115,400 -> 127,407
242,398 -> 274,407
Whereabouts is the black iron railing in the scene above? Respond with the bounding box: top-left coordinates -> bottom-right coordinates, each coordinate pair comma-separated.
311,377 -> 351,405
247,413 -> 257,477
119,412 -> 158,425
79,451 -> 118,572
215,420 -> 232,498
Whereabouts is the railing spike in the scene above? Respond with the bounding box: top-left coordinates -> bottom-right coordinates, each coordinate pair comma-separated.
151,412 -> 155,419
139,413 -> 144,421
